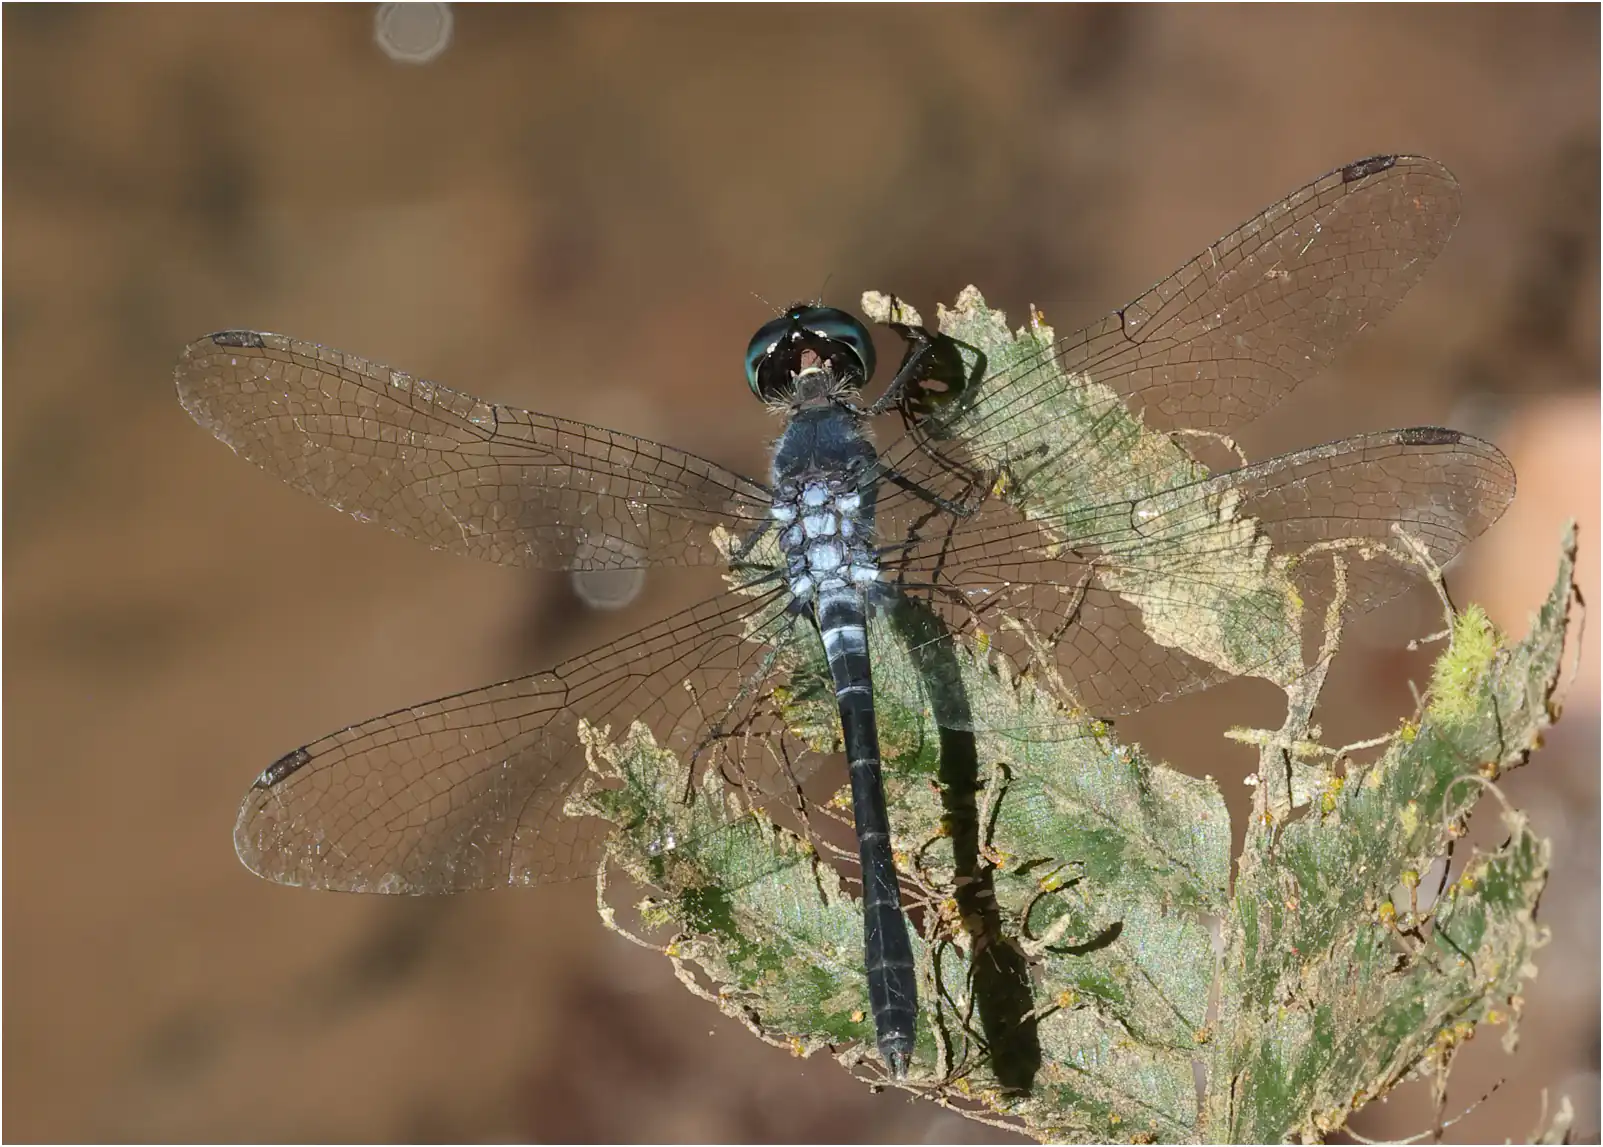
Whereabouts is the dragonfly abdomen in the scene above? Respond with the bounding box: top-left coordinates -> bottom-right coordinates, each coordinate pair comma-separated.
817,585 -> 917,1077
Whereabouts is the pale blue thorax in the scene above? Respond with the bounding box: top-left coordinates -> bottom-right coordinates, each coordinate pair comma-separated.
773,482 -> 878,604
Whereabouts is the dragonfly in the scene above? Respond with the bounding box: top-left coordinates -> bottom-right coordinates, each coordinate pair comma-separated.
177,154 -> 1514,1078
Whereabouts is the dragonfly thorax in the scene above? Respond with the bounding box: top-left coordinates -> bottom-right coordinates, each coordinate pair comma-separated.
772,477 -> 878,603
770,401 -> 881,605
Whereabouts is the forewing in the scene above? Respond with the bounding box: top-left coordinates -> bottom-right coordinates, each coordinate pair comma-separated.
879,429 -> 1514,717
877,153 -> 1461,501
177,331 -> 770,570
234,587 -> 822,891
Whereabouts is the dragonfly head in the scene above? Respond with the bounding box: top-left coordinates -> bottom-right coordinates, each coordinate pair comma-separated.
745,305 -> 875,406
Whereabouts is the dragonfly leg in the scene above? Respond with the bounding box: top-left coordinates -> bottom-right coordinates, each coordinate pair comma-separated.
729,518 -> 775,561
878,464 -> 982,519
843,327 -> 937,418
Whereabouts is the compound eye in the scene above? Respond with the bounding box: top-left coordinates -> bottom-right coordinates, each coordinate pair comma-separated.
744,313 -> 797,400
743,305 -> 877,402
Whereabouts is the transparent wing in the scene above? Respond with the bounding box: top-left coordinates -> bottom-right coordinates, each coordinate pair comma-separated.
176,331 -> 771,570
234,586 -> 828,892
876,428 -> 1514,717
875,153 -> 1461,513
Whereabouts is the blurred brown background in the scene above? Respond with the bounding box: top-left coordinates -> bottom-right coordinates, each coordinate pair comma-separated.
4,5 -> 1597,1142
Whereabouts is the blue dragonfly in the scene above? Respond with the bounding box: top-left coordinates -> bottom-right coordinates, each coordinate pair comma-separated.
177,154 -> 1513,1076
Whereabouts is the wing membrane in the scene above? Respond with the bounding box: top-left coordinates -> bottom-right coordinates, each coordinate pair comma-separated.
876,154 -> 1461,507
877,429 -> 1514,716
177,331 -> 770,570
235,587 -> 822,892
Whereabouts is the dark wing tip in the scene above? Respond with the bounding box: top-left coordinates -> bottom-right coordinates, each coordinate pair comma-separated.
255,746 -> 313,790
235,747 -> 315,886
1341,155 -> 1400,182
208,330 -> 268,349
1396,426 -> 1463,447
1395,426 -> 1519,535
174,331 -> 273,431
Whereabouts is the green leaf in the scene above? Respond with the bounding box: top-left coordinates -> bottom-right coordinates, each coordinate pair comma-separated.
1212,526 -> 1575,1143
570,720 -> 884,1060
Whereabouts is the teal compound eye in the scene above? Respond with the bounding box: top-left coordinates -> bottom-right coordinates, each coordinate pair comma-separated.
744,305 -> 876,401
